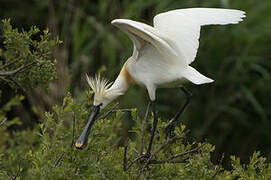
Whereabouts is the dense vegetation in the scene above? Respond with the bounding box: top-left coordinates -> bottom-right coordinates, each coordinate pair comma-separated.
1,0 -> 271,179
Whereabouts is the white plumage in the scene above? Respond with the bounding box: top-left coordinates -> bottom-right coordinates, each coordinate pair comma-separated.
89,8 -> 246,107
76,8 -> 246,150
153,8 -> 246,64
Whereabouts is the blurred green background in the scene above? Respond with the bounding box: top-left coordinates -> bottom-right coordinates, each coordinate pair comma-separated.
1,0 -> 271,167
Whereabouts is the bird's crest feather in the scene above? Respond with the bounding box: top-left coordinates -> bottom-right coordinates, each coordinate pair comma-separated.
86,74 -> 123,100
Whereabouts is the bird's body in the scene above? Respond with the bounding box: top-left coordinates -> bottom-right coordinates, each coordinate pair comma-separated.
76,8 -> 245,149
105,8 -> 245,103
118,45 -> 190,100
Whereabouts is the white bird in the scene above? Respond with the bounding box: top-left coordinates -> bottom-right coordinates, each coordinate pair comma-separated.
75,8 -> 246,151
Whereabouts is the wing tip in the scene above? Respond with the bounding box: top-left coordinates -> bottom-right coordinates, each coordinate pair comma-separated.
237,10 -> 246,21
111,19 -> 133,25
111,19 -> 121,25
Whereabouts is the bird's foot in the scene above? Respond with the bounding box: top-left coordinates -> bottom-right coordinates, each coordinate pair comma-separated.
136,152 -> 154,166
140,152 -> 151,161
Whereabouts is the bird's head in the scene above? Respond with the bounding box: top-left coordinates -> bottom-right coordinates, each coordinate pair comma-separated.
75,74 -> 123,149
86,74 -> 123,109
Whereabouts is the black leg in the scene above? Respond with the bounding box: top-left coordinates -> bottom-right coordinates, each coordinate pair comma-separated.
146,101 -> 158,157
165,87 -> 192,138
123,139 -> 128,171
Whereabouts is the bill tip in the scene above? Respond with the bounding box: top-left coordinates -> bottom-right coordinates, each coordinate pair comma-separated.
75,141 -> 84,150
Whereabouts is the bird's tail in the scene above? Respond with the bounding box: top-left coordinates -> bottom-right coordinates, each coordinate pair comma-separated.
182,66 -> 214,85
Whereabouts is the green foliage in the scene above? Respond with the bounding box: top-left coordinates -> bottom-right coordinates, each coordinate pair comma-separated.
0,19 -> 61,150
0,89 -> 24,147
1,92 -> 271,179
0,19 -> 61,89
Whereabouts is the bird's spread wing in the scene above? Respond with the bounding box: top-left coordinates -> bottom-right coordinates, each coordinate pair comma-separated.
111,19 -> 177,58
153,8 -> 246,65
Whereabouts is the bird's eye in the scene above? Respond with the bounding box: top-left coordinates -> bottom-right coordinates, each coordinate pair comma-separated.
98,103 -> 103,107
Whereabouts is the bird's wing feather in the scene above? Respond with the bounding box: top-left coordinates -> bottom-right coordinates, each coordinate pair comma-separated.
111,19 -> 177,58
153,8 -> 246,65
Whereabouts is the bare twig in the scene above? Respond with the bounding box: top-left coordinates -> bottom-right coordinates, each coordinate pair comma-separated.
168,142 -> 206,160
149,157 -> 189,164
12,159 -> 22,180
133,149 -> 140,156
125,136 -> 175,171
0,61 -> 36,76
110,109 -> 132,113
54,152 -> 65,167
0,74 -> 25,91
96,102 -> 119,121
210,153 -> 224,180
3,171 -> 12,180
136,141 -> 205,176
9,77 -> 25,92
126,128 -> 180,171
0,76 -> 10,83
137,157 -> 152,176
153,136 -> 180,156
0,56 -> 21,70
140,102 -> 150,155
0,118 -> 7,126
126,155 -> 146,171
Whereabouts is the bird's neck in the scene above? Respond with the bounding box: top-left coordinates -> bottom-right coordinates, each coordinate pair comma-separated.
108,59 -> 134,98
109,72 -> 131,96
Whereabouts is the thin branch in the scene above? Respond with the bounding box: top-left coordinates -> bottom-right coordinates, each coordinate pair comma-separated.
0,74 -> 25,91
168,142 -> 206,160
96,102 -> 119,121
110,109 -> 132,113
140,102 -> 150,155
137,157 -> 152,176
16,61 -> 38,74
0,56 -> 21,70
133,149 -> 140,156
0,61 -> 36,76
126,155 -> 146,171
54,152 -> 65,168
149,157 -> 189,164
153,136 -> 180,157
137,140 -> 205,176
126,135 -> 180,171
136,148 -> 192,177
210,153 -> 224,180
12,159 -> 22,180
4,171 -> 13,180
0,118 -> 7,126
9,77 -> 25,92
0,76 -> 10,83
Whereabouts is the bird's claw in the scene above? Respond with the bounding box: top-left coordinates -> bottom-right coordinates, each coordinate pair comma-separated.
138,152 -> 152,164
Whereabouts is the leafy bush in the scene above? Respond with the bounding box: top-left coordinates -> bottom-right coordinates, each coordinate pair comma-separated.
0,19 -> 61,90
1,92 -> 271,179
